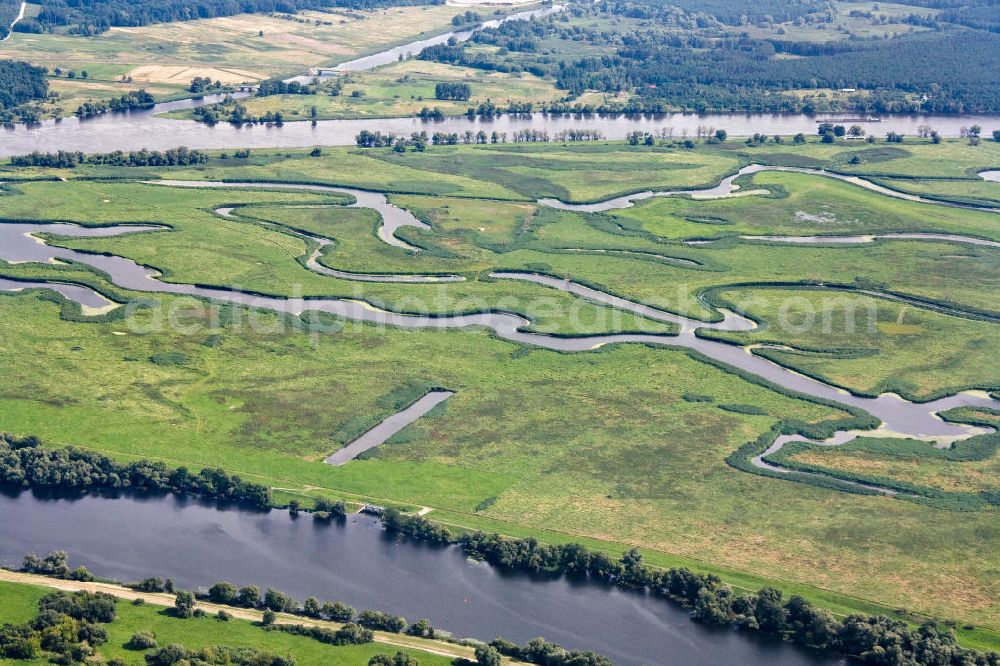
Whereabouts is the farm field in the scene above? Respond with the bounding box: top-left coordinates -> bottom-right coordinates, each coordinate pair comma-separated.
0,138 -> 999,648
0,3 -> 482,119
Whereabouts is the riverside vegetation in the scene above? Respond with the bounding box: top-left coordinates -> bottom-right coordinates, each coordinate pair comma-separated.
0,136 -> 999,655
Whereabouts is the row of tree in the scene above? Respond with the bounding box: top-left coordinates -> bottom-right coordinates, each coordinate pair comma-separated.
196,572 -> 606,666
355,130 -> 429,152
257,80 -> 314,97
143,644 -> 296,666
377,511 -> 1000,666
0,435 -> 271,508
10,146 -> 210,168
21,0 -> 443,35
75,90 -> 155,118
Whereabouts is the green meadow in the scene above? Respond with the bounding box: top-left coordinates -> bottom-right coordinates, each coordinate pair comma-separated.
1,138 -> 999,640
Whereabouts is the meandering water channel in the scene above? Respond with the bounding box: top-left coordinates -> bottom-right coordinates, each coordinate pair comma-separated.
1,168 -> 997,482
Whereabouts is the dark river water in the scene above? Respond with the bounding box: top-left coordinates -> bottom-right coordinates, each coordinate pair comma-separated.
0,488 -> 844,666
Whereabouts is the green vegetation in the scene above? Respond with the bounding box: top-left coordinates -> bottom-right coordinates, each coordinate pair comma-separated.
419,0 -> 1000,114
703,287 -> 1000,400
0,580 -> 453,665
0,138 -> 998,643
165,60 -> 566,122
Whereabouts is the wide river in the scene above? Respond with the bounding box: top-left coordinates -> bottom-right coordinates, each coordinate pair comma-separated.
0,488 -> 844,666
4,100 -> 998,157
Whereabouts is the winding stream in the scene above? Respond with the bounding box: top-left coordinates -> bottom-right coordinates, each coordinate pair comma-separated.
2,169 -> 999,491
0,205 -> 997,496
540,164 -> 1000,213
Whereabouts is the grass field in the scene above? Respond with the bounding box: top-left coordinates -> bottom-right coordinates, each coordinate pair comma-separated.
0,580 -> 454,666
165,60 -> 567,121
1,139 -> 999,644
702,287 -> 1000,400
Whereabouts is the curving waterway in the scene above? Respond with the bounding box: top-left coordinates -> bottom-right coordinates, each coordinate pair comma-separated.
0,488 -> 845,666
1,172 -> 998,491
540,164 -> 1000,213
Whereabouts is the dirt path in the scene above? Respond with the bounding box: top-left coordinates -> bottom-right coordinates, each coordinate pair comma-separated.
0,569 -> 483,662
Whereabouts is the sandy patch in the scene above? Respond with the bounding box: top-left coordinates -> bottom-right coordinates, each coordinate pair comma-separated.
126,64 -> 265,85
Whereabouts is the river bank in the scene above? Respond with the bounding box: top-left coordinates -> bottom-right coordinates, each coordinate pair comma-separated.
0,488 -> 844,666
0,568 -> 478,662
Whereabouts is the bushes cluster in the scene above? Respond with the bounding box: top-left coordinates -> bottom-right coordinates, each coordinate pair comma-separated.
75,90 -> 155,118
369,652 -> 419,666
0,591 -> 115,663
143,644 -> 296,666
433,82 -> 470,101
22,550 -> 95,582
271,622 -> 373,646
10,147 -> 209,168
189,77 -> 223,94
489,637 -> 610,666
357,610 -> 407,633
193,100 -> 285,126
0,435 -> 271,508
126,631 -> 159,650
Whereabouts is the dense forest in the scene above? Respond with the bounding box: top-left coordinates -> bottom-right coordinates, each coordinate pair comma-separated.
0,434 -> 272,508
0,61 -> 48,113
604,0 -> 832,25
420,0 -> 1000,114
19,0 -> 442,34
894,0 -> 1000,32
0,0 -> 20,38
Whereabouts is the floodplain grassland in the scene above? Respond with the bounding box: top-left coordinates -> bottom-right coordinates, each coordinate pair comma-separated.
166,59 -> 567,121
1,180 -> 669,336
1,138 -> 1000,643
733,140 -> 1000,207
777,431 -> 1000,495
0,579 -> 456,666
701,287 -> 1000,401
4,286 -> 1000,638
